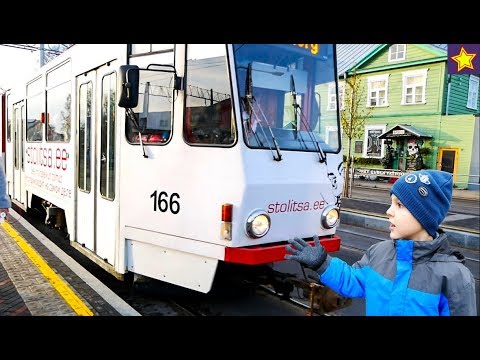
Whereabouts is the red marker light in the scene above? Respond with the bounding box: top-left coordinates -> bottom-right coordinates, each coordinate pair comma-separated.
222,204 -> 233,222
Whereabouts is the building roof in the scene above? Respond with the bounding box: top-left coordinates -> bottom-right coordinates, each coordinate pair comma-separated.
378,124 -> 433,139
431,44 -> 448,52
336,44 -> 380,75
336,44 -> 448,75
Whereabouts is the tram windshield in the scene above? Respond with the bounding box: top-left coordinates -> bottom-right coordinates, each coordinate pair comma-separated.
233,44 -> 340,153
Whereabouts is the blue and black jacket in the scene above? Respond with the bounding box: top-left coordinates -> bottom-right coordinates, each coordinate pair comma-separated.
318,230 -> 477,316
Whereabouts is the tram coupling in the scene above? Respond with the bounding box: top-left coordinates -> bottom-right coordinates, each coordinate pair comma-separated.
253,267 -> 352,316
287,276 -> 352,316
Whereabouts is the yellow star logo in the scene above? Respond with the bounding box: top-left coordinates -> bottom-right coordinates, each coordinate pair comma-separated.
451,46 -> 477,72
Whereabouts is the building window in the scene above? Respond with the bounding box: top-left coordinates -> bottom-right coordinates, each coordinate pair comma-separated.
388,44 -> 406,62
401,69 -> 428,105
327,82 -> 344,111
367,74 -> 389,107
363,125 -> 386,158
467,75 -> 479,110
325,126 -> 338,147
355,140 -> 363,153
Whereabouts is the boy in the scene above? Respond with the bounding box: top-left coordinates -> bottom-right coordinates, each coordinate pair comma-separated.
285,169 -> 477,316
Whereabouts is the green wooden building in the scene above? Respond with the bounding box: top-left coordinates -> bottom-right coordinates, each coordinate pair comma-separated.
334,44 -> 479,189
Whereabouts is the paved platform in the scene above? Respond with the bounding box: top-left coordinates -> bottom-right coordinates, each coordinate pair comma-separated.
0,209 -> 140,317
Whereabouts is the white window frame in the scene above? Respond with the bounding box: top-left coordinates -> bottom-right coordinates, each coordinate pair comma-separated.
327,83 -> 336,111
388,44 -> 406,62
401,69 -> 428,105
367,74 -> 389,107
338,82 -> 345,110
327,82 -> 344,111
325,125 -> 338,146
467,75 -> 479,110
363,124 -> 386,159
131,44 -> 174,55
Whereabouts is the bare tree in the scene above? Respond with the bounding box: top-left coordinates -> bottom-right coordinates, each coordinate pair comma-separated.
340,70 -> 371,198
42,44 -> 74,64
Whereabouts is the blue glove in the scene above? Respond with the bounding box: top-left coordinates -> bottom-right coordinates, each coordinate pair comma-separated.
285,235 -> 327,272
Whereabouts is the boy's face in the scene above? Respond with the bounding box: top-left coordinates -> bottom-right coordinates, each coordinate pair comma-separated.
386,194 -> 432,241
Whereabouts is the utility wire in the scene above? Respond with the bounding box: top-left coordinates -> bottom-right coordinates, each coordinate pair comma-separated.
1,43 -> 72,54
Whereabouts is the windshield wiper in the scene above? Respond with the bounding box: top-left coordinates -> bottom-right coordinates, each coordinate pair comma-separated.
126,108 -> 148,158
290,75 -> 299,139
242,63 -> 282,161
242,63 -> 263,146
290,74 -> 326,164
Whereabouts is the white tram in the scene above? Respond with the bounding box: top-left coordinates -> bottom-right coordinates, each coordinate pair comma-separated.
1,44 -> 344,293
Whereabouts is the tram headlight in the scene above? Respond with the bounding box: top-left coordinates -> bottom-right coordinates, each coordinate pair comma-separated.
321,205 -> 340,229
245,210 -> 271,238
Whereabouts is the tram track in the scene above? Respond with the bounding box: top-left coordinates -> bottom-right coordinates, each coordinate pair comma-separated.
256,284 -> 341,316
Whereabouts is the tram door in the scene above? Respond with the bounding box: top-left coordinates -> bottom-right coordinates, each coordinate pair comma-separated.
12,101 -> 26,206
75,63 -> 118,265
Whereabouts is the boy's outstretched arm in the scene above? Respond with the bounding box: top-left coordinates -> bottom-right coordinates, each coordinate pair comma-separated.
285,235 -> 367,298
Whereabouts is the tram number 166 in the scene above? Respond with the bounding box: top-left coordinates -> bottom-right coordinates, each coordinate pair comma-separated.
150,190 -> 181,214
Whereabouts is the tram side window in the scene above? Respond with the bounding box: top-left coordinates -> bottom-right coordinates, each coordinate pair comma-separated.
7,94 -> 11,142
126,68 -> 173,145
26,93 -> 44,142
184,44 -> 235,146
78,82 -> 92,192
131,44 -> 174,56
14,108 -> 20,169
126,49 -> 174,145
100,73 -> 116,201
46,81 -> 71,142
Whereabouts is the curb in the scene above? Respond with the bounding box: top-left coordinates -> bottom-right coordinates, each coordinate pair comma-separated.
340,211 -> 479,251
